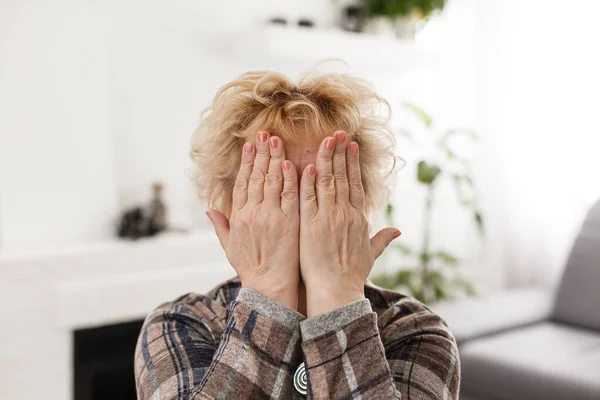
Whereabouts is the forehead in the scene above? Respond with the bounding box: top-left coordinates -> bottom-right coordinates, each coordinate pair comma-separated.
283,139 -> 322,175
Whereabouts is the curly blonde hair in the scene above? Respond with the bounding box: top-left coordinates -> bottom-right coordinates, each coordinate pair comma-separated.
190,70 -> 397,217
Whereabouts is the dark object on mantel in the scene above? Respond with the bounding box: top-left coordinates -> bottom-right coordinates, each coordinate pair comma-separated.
268,17 -> 315,28
117,207 -> 147,239
269,16 -> 287,25
148,182 -> 167,234
117,182 -> 167,240
341,6 -> 366,32
298,18 -> 315,28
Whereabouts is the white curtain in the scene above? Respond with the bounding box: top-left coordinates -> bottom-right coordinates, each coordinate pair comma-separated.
384,0 -> 600,291
471,0 -> 600,286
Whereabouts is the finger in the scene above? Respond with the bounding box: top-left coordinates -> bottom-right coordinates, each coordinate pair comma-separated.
264,136 -> 286,205
332,131 -> 349,204
315,136 -> 336,208
232,142 -> 255,209
347,141 -> 365,210
281,160 -> 299,215
248,131 -> 270,204
370,228 -> 401,260
253,131 -> 271,175
300,164 -> 317,218
206,209 -> 230,250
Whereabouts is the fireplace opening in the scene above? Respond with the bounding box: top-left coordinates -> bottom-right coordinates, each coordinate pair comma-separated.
74,319 -> 145,400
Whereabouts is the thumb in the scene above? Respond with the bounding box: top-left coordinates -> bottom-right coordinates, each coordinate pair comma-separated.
206,209 -> 230,249
370,228 -> 401,260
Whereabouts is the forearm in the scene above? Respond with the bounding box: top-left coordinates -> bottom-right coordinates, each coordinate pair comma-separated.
300,295 -> 460,399
195,290 -> 304,398
300,299 -> 400,399
135,289 -> 304,400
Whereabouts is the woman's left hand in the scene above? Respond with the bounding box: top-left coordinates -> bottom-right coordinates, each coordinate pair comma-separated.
299,131 -> 401,318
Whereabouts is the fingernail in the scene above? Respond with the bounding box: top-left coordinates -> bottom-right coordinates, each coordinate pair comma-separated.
283,160 -> 291,171
326,137 -> 335,150
205,211 -> 213,223
393,230 -> 401,239
269,138 -> 279,149
257,132 -> 269,143
335,131 -> 346,144
243,142 -> 253,153
350,142 -> 358,154
307,165 -> 315,175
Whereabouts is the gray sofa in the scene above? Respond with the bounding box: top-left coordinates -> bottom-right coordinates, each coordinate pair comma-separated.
434,199 -> 600,400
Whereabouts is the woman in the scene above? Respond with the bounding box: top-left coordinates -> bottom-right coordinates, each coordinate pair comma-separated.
134,71 -> 460,399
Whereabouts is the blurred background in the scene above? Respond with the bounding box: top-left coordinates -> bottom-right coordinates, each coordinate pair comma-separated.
1,1 -> 599,399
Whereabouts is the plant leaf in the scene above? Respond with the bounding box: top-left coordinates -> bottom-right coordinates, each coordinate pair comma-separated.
457,278 -> 478,296
427,270 -> 444,285
417,161 -> 441,185
433,279 -> 452,301
370,268 -> 416,290
441,143 -> 471,167
426,270 -> 453,303
403,103 -> 433,128
385,202 -> 394,217
452,174 -> 475,188
474,211 -> 485,236
408,282 -> 425,303
465,281 -> 477,296
394,242 -> 413,255
444,145 -> 456,159
370,273 -> 394,289
434,251 -> 459,266
434,284 -> 449,301
393,269 -> 414,287
451,174 -> 479,209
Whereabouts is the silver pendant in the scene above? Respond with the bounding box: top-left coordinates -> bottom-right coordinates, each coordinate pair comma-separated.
293,362 -> 307,396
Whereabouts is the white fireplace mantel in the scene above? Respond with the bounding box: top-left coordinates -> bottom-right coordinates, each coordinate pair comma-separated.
0,230 -> 231,400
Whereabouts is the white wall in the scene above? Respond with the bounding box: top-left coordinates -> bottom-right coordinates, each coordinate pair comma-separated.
0,0 -> 118,250
0,0 -> 339,250
473,0 -> 600,286
3,0 -> 598,291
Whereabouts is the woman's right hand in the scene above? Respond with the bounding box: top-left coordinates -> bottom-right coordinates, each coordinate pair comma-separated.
206,131 -> 300,310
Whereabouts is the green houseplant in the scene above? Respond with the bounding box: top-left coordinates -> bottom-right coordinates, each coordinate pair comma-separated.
372,103 -> 483,304
363,0 -> 447,38
365,0 -> 447,19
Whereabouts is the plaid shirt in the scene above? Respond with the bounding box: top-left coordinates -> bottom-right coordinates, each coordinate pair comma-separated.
135,277 -> 460,399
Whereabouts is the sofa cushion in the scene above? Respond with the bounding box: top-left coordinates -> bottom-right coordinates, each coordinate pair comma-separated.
460,322 -> 600,400
552,199 -> 600,330
433,288 -> 553,344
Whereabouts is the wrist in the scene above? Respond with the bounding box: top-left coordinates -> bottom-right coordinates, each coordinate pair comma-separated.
242,281 -> 299,310
305,284 -> 365,318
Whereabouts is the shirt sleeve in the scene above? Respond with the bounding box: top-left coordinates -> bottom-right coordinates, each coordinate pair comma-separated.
299,297 -> 460,399
134,289 -> 305,400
